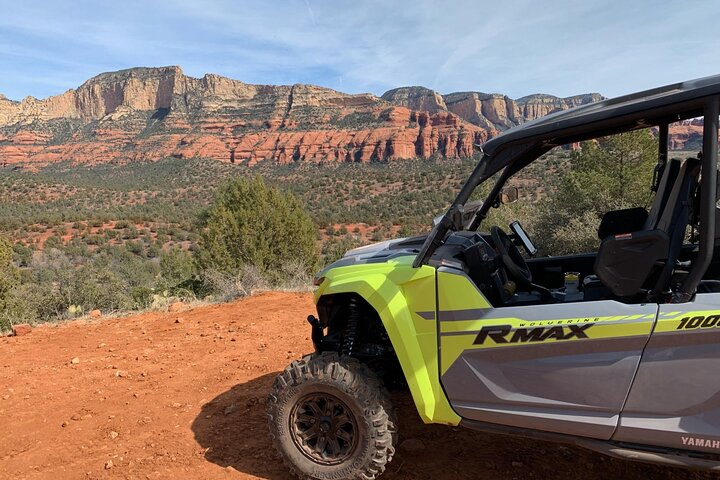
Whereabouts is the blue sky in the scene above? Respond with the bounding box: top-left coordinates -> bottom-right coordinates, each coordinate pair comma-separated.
1,0 -> 719,101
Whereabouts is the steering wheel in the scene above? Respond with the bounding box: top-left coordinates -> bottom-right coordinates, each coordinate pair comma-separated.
491,226 -> 532,287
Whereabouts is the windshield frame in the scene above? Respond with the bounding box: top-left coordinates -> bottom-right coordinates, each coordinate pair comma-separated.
411,142 -> 548,268
411,75 -> 720,269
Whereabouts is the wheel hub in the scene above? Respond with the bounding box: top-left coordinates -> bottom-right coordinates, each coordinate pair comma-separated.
319,420 -> 331,433
289,393 -> 358,465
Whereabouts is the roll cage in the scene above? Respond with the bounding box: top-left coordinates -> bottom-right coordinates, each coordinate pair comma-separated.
413,75 -> 720,300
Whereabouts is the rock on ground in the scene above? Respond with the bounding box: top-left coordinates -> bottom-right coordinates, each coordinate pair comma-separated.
11,324 -> 32,337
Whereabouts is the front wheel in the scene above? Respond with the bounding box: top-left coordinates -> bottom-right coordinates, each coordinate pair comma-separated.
267,352 -> 397,480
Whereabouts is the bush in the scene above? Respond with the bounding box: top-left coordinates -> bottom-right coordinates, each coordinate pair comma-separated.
12,242 -> 33,267
0,237 -> 20,329
160,247 -> 196,287
3,282 -> 61,325
4,246 -> 164,324
202,266 -> 269,301
196,176 -> 319,280
321,236 -> 363,265
131,287 -> 154,309
44,236 -> 63,249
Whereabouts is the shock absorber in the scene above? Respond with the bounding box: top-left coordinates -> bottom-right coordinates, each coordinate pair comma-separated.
341,296 -> 360,357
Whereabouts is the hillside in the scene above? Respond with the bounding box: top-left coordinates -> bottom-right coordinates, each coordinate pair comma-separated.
0,66 -> 606,168
0,292 -> 709,480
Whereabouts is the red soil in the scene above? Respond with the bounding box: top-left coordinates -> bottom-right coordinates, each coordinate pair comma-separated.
0,292 -> 709,479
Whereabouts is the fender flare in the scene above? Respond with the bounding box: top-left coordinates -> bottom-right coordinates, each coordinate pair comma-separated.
316,266 -> 460,425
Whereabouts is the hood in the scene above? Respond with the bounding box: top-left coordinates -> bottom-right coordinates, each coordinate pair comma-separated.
316,234 -> 428,278
344,238 -> 407,259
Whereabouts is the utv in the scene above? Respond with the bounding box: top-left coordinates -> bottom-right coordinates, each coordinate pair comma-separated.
267,75 -> 720,479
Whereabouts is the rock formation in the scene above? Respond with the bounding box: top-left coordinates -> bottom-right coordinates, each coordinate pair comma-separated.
667,118 -> 704,151
382,87 -> 603,131
4,67 -> 705,169
0,67 -> 493,167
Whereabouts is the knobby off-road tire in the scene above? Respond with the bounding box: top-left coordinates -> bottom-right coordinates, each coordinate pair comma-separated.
267,352 -> 397,480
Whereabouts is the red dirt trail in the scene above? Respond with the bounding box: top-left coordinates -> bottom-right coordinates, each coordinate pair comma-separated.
0,292 -> 714,479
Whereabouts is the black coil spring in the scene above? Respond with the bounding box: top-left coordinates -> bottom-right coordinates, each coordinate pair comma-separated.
341,296 -> 360,356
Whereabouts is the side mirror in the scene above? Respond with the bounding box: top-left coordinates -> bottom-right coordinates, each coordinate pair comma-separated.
499,186 -> 519,204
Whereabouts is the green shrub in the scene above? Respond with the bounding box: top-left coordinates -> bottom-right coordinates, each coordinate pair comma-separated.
44,236 -> 63,249
196,176 -> 319,280
321,236 -> 363,265
126,240 -> 143,255
131,286 -> 154,309
3,282 -> 62,324
0,237 -> 19,327
160,248 -> 195,287
146,244 -> 161,258
12,242 -> 33,267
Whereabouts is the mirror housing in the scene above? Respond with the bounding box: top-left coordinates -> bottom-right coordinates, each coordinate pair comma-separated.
499,186 -> 519,204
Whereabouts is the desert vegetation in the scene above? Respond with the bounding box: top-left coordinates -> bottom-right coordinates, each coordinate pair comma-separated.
0,130 -> 664,330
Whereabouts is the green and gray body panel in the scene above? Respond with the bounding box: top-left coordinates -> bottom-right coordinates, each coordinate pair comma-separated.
437,267 -> 657,440
315,243 -> 720,454
615,296 -> 720,451
315,246 -> 460,426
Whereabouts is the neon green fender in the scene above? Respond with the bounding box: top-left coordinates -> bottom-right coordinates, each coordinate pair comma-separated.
314,255 -> 460,425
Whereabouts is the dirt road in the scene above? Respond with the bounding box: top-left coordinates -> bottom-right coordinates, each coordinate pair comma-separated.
0,292 -> 713,479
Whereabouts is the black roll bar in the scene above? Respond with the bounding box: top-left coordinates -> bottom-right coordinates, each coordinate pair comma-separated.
676,97 -> 719,302
467,163 -> 514,231
658,122 -> 668,165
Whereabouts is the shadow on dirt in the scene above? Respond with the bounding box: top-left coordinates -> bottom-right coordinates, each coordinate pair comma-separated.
191,372 -> 290,480
193,373 -> 715,480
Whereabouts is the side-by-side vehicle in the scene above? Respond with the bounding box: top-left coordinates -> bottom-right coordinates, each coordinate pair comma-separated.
267,75 -> 720,479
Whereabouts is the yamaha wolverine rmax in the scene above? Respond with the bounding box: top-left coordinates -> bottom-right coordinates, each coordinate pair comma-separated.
267,75 -> 720,479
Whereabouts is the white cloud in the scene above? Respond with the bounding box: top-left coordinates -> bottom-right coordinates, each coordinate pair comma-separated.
0,0 -> 718,100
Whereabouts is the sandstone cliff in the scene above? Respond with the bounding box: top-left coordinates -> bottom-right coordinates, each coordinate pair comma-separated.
668,118 -> 704,150
4,67 -> 707,169
4,67 -> 705,169
0,67 -> 492,167
382,87 -> 603,131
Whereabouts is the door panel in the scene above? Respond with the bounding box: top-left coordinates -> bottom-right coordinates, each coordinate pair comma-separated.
437,268 -> 658,439
614,293 -> 720,452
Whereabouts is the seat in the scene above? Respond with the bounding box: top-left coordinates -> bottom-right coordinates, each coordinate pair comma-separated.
596,159 -> 680,240
595,158 -> 699,298
648,158 -> 700,296
645,158 -> 682,230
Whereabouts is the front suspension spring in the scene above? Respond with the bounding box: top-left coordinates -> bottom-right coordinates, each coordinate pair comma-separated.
341,297 -> 360,357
